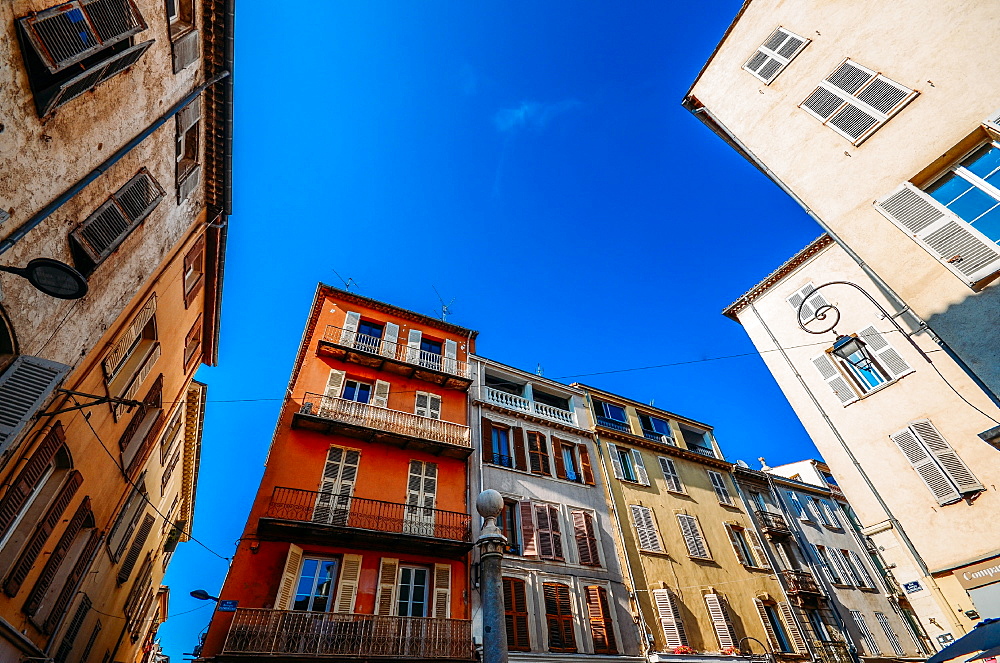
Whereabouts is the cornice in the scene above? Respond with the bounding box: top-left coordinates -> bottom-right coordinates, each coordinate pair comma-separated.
594,426 -> 732,469
319,284 -> 478,338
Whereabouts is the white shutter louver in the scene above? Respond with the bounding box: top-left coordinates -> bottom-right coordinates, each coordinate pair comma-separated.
406,329 -> 422,364
677,514 -> 711,559
749,530 -> 771,569
800,59 -> 916,144
314,446 -> 359,525
754,599 -> 780,651
333,554 -> 362,613
848,550 -> 875,588
339,311 -> 360,345
743,27 -> 810,84
443,339 -> 458,374
875,182 -> 1000,286
658,457 -> 683,492
811,544 -> 836,583
876,612 -> 906,656
371,380 -> 390,408
856,326 -> 912,378
374,557 -> 399,615
0,356 -> 70,452
632,449 -> 649,486
779,602 -> 808,653
708,470 -> 734,505
705,594 -> 736,649
607,443 -> 624,480
629,505 -> 663,552
415,392 -> 429,417
911,419 -> 983,494
787,282 -> 829,323
432,563 -> 452,618
319,369 -> 346,416
381,322 -> 399,357
274,544 -> 303,611
891,424 -> 963,505
831,548 -> 856,586
812,353 -> 858,404
652,589 -> 688,648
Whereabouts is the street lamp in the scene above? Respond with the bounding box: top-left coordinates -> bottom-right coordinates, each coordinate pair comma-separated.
0,258 -> 88,299
831,334 -> 873,370
190,589 -> 219,602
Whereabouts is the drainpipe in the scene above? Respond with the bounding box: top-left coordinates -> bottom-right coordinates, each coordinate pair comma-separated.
688,104 -> 1000,407
0,70 -> 231,257
747,301 -> 964,637
581,391 -> 653,658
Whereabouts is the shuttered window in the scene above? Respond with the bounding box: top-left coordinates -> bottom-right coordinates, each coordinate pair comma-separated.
183,235 -> 205,307
332,554 -> 361,613
652,589 -> 688,648
404,461 -> 437,537
183,316 -> 203,371
176,95 -> 202,203
629,505 -> 663,552
0,424 -> 66,540
116,513 -> 154,585
846,550 -> 875,589
107,476 -> 147,561
787,282 -> 829,323
754,599 -> 792,653
534,504 -> 563,560
707,470 -> 734,505
414,391 -> 441,419
70,169 -> 166,273
542,583 -> 576,652
704,593 -> 736,649
800,59 -> 916,144
743,27 -> 809,84
519,501 -> 538,556
314,445 -> 360,525
503,577 -> 531,651
55,593 -> 92,663
578,443 -> 595,484
23,497 -> 94,616
585,585 -> 618,654
571,510 -> 601,567
725,522 -> 768,568
813,545 -> 841,584
658,456 -> 683,493
875,159 -> 1000,286
891,419 -> 983,505
528,432 -> 551,476
852,611 -> 880,655
431,563 -> 452,618
876,612 -> 905,656
812,353 -> 859,405
677,514 -> 711,559
0,357 -> 70,453
274,544 -> 303,611
779,603 -> 809,653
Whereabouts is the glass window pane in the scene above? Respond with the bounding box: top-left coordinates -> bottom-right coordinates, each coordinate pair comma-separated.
356,383 -> 371,404
927,173 -> 977,209
946,185 -> 1000,224
970,205 -> 1000,243
358,321 -> 383,338
605,403 -> 627,421
421,339 -> 442,354
961,144 -> 1000,182
342,381 -> 358,401
294,559 -> 319,611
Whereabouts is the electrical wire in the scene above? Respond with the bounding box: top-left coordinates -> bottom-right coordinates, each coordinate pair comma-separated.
89,600 -> 211,623
71,395 -> 231,562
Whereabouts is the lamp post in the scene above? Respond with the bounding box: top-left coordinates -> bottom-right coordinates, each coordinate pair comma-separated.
795,280 -> 931,364
476,489 -> 508,663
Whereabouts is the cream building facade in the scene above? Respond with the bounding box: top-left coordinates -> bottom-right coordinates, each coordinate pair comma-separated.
723,236 -> 1000,650
684,0 -> 1000,402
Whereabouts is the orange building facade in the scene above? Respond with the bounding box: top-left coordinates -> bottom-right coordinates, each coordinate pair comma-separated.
201,285 -> 478,662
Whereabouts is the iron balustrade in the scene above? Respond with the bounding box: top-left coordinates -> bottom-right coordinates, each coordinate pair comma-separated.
222,609 -> 474,659
687,445 -> 718,458
756,510 -> 791,533
322,325 -> 470,378
596,416 -> 630,432
299,394 -> 471,448
642,429 -> 674,444
815,640 -> 853,663
267,487 -> 472,543
487,452 -> 514,468
781,569 -> 822,594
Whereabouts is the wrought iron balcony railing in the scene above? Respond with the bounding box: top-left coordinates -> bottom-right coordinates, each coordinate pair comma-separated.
323,325 -> 470,379
266,487 -> 472,543
756,510 -> 791,533
815,640 -> 853,663
482,387 -> 576,425
595,416 -> 630,432
687,445 -> 718,458
299,394 -> 471,448
222,609 -> 474,659
781,569 -> 822,595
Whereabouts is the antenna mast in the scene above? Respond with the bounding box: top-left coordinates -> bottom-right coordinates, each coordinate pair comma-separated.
432,286 -> 456,322
332,268 -> 359,292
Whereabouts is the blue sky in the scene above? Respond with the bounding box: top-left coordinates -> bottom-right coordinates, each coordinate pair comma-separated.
158,1 -> 824,656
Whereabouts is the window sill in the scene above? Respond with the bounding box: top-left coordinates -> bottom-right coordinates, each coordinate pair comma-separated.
170,21 -> 195,41
689,555 -> 716,563
638,549 -> 671,558
718,501 -> 741,510
843,370 -> 914,406
666,489 -> 688,497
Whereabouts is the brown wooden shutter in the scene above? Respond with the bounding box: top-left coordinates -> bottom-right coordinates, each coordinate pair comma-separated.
535,504 -> 553,558
481,418 -> 493,458
585,585 -> 618,654
577,443 -> 595,484
182,234 -> 206,307
55,593 -> 92,661
503,577 -> 531,651
552,438 -> 567,479
543,583 -> 577,652
116,513 -> 155,585
0,424 -> 66,538
3,470 -> 82,597
572,511 -> 601,567
519,501 -> 537,556
43,529 -> 99,634
512,427 -> 527,471
549,504 -> 563,560
23,497 -> 92,616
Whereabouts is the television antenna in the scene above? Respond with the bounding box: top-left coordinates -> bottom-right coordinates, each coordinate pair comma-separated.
332,268 -> 359,292
433,286 -> 455,321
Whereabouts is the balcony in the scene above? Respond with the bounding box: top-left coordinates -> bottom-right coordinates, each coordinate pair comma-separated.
258,488 -> 472,556
482,387 -> 576,426
781,569 -> 823,596
642,429 -> 674,444
756,510 -> 792,535
815,641 -> 853,663
687,445 -> 718,458
294,395 -> 472,458
222,609 -> 474,660
596,416 -> 630,432
317,325 -> 471,391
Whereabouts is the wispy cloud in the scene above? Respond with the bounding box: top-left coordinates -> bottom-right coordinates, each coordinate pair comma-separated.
493,99 -> 582,133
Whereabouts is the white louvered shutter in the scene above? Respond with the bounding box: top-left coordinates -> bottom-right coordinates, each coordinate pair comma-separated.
314,446 -> 359,524
658,457 -> 683,492
418,393 -> 442,419
629,505 -> 662,552
749,530 -> 771,569
787,492 -> 806,519
652,589 -> 688,648
443,339 -> 458,374
853,611 -> 880,654
856,326 -> 912,378
848,550 -> 875,588
432,563 -> 452,618
708,470 -> 734,505
821,500 -> 841,528
705,594 -> 736,649
812,354 -> 858,404
811,544 -> 836,583
754,599 -> 780,651
632,449 -> 649,486
801,59 -> 916,144
877,612 -> 905,656
0,356 -> 70,452
677,514 -> 710,559
912,419 -> 983,494
779,603 -> 808,653
787,282 -> 829,323
875,182 -> 1000,285
607,443 -> 624,480
415,392 -> 429,417
274,544 -> 303,610
725,524 -> 750,565
743,27 -> 810,84
832,549 -> 856,586
375,557 -> 400,615
406,329 -> 422,364
382,322 -> 399,357
321,370 -> 346,415
371,380 -> 390,408
891,424 -> 962,505
339,311 -> 360,345
333,554 -> 362,613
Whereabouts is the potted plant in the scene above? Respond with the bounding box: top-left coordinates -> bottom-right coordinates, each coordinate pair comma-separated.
672,645 -> 697,655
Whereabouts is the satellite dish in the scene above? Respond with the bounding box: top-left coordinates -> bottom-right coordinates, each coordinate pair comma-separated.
0,258 -> 88,299
736,460 -> 750,468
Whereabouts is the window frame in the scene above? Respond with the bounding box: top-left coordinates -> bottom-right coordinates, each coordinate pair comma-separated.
341,379 -> 372,404
742,26 -> 810,85
617,448 -> 637,482
396,565 -> 430,618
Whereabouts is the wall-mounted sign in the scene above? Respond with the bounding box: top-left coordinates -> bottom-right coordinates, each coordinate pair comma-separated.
218,600 -> 238,612
955,556 -> 1000,590
904,581 -> 923,593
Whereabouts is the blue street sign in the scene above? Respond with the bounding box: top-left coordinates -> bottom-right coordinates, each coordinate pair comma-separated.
218,600 -> 239,612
